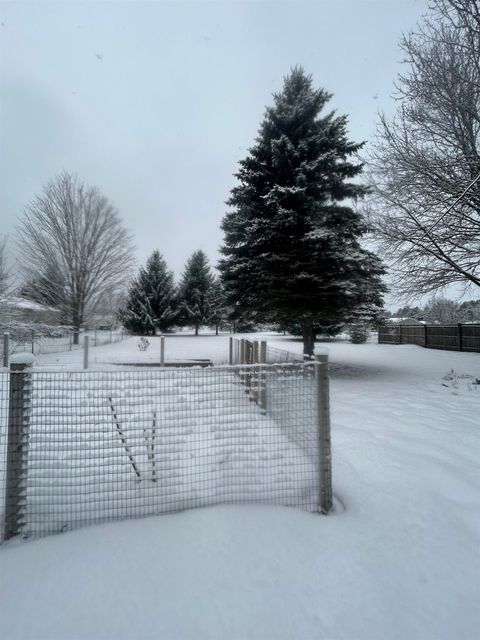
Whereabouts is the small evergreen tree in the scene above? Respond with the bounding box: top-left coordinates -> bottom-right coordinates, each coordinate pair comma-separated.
119,251 -> 177,335
209,278 -> 229,335
219,67 -> 386,355
178,250 -> 215,335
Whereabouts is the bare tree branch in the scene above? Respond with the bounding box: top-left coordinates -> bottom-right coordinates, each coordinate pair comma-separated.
17,172 -> 135,338
367,0 -> 480,297
0,235 -> 10,296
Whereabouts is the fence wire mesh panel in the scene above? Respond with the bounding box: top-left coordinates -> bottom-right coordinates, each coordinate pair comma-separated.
0,329 -> 127,363
0,362 -> 324,540
265,345 -> 305,364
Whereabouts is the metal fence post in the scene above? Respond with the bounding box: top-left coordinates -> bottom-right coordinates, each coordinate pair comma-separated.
3,332 -> 9,368
31,330 -> 35,354
229,336 -> 233,365
252,341 -> 259,404
69,332 -> 73,351
240,339 -> 245,365
160,336 -> 165,366
315,353 -> 332,514
110,330 -> 112,344
259,340 -> 267,413
4,353 -> 34,540
458,323 -> 463,351
83,335 -> 89,369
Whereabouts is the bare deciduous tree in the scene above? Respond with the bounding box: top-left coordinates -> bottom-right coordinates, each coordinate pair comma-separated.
0,235 -> 10,296
17,172 -> 135,342
367,0 -> 480,297
424,295 -> 461,324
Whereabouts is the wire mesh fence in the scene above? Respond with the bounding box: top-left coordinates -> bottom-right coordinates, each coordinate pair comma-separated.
1,329 -> 127,365
229,336 -> 306,366
0,356 -> 331,541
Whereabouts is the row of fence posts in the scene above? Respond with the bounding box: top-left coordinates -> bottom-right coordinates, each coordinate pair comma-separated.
228,337 -> 332,514
228,337 -> 267,411
2,330 -> 125,369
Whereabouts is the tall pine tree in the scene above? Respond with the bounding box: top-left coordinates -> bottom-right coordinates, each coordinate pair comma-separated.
178,250 -> 215,335
120,250 -> 177,334
219,67 -> 385,355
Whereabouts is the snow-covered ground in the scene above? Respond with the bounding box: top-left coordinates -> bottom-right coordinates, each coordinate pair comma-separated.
1,333 -> 479,639
31,331 -> 231,367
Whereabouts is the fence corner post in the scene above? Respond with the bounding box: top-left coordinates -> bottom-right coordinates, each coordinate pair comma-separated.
3,332 -> 9,368
4,352 -> 34,540
315,353 -> 332,514
83,335 -> 89,369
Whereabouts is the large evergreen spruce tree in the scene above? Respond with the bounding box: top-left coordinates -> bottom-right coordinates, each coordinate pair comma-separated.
120,250 -> 177,334
178,250 -> 215,335
219,67 -> 385,355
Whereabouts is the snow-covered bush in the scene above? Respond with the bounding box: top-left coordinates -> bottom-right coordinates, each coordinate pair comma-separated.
137,337 -> 150,351
348,324 -> 369,344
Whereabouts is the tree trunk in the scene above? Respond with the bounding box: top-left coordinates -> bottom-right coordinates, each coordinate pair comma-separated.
302,318 -> 315,357
215,324 -> 219,336
72,299 -> 83,346
72,316 -> 81,345
195,325 -> 199,336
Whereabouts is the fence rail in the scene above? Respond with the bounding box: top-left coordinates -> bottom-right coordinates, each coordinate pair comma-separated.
0,348 -> 332,541
378,323 -> 480,352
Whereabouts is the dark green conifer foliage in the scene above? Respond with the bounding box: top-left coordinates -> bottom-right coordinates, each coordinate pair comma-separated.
219,67 -> 386,355
120,250 -> 177,335
178,250 -> 215,335
209,278 -> 228,335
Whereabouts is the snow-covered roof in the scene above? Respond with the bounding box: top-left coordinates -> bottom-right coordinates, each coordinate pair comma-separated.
385,317 -> 425,325
0,296 -> 56,312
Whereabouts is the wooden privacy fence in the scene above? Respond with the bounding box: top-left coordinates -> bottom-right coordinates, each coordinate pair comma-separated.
378,323 -> 480,352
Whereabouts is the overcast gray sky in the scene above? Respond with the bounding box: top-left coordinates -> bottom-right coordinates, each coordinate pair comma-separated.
1,0 -> 428,284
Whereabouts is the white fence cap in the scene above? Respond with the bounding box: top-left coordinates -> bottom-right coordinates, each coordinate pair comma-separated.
10,352 -> 35,365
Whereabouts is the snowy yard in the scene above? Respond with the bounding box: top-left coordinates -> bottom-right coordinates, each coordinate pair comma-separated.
1,333 -> 479,639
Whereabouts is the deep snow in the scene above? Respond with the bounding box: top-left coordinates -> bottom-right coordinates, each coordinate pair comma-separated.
1,333 -> 479,639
